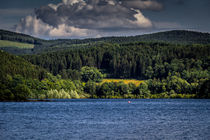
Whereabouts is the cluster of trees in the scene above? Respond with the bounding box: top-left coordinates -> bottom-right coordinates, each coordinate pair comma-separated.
0,52 -> 105,101
0,51 -> 82,101
0,73 -> 84,101
1,72 -> 209,101
84,75 -> 208,99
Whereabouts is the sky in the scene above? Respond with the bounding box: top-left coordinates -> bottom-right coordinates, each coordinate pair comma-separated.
0,0 -> 210,39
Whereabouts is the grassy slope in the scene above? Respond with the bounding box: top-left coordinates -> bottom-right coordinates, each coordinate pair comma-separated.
101,79 -> 144,86
0,40 -> 34,49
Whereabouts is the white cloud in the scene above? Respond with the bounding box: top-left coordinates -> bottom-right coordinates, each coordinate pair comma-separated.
48,4 -> 60,11
62,0 -> 85,5
107,0 -> 115,5
49,24 -> 88,37
16,15 -> 51,36
132,10 -> 152,28
16,16 -> 91,38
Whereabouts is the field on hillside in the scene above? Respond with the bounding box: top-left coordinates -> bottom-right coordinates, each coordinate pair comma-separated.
0,40 -> 34,49
101,79 -> 144,86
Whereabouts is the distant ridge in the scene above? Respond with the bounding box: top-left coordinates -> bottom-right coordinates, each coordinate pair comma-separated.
1,29 -> 210,55
1,29 -> 210,45
135,30 -> 210,44
0,29 -> 44,45
93,30 -> 210,44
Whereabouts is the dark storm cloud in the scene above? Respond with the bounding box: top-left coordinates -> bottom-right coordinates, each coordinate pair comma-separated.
16,0 -> 163,38
35,0 -> 139,29
34,0 -> 156,30
35,6 -> 62,27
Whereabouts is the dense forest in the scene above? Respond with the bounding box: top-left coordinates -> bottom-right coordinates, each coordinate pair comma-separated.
0,30 -> 210,101
23,42 -> 210,79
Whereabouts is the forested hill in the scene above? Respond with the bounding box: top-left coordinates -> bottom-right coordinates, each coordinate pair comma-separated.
87,30 -> 210,45
130,30 -> 210,44
24,42 -> 210,79
0,50 -> 47,80
0,29 -> 43,44
1,29 -> 210,45
0,29 -> 210,51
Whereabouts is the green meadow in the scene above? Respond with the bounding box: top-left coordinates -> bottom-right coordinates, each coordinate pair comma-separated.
0,40 -> 34,49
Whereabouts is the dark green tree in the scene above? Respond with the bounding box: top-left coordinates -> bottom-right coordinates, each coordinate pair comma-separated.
81,66 -> 104,82
198,80 -> 210,98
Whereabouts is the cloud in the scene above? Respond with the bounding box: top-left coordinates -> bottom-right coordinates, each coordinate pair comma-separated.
16,0 -> 162,38
49,24 -> 89,37
16,15 -> 51,37
121,0 -> 163,11
131,9 -> 152,28
15,15 -> 90,38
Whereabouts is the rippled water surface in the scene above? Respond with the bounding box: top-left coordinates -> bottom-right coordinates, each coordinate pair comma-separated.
0,99 -> 210,140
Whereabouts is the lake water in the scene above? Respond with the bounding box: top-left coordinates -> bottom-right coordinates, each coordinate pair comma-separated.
0,99 -> 210,140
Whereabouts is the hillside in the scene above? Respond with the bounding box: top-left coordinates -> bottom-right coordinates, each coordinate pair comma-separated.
0,29 -> 210,55
0,50 -> 50,101
0,29 -> 43,44
131,30 -> 210,44
0,40 -> 34,49
24,42 -> 210,80
1,29 -> 210,45
0,50 -> 47,80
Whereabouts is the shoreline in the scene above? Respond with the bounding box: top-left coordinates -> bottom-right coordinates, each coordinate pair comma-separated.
1,98 -> 208,102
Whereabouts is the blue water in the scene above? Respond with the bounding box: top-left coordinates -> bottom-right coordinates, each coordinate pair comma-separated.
0,99 -> 210,140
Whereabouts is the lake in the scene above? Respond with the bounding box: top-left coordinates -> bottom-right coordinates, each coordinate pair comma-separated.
0,99 -> 210,140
